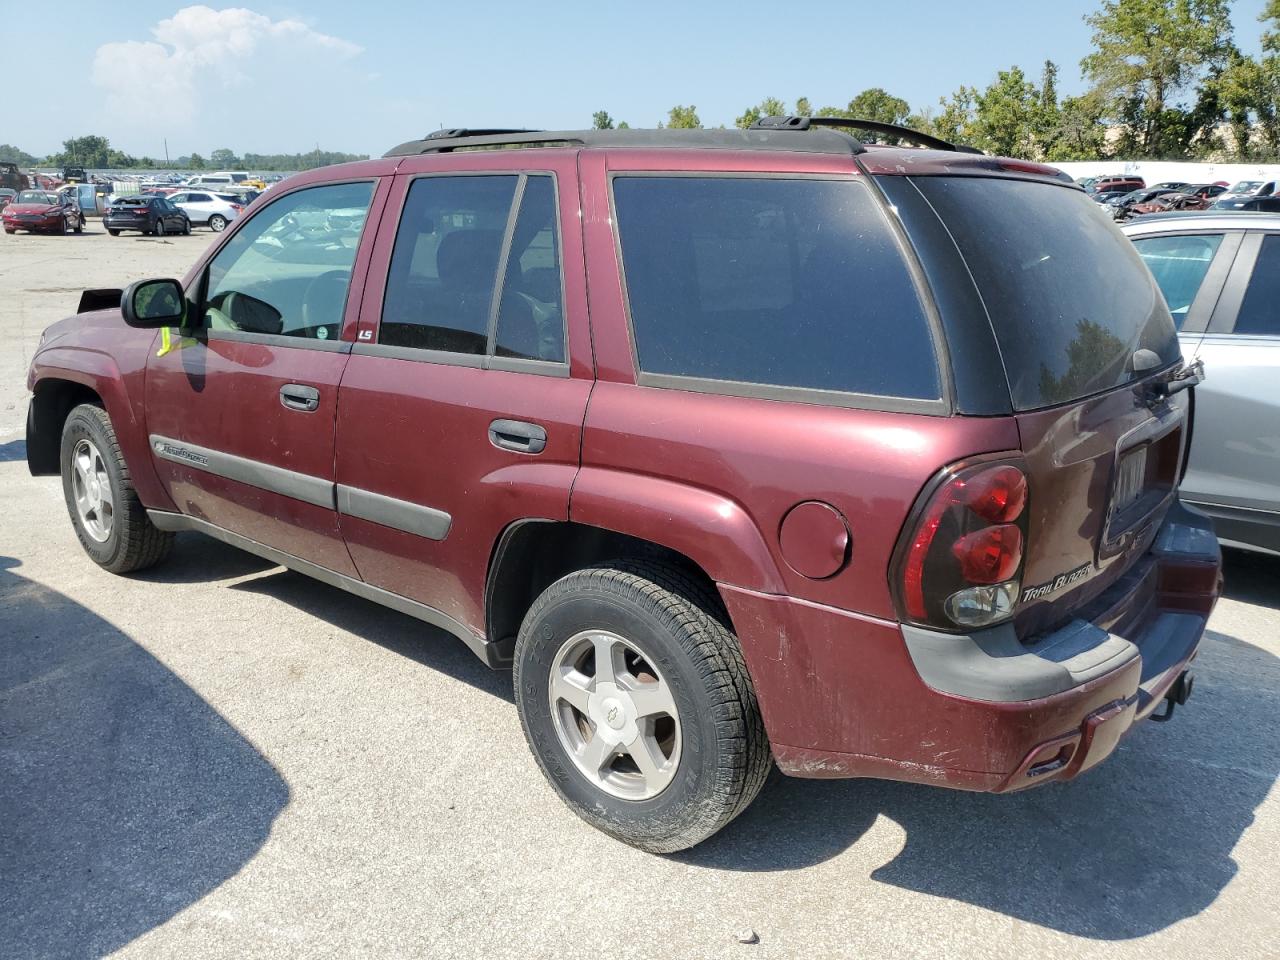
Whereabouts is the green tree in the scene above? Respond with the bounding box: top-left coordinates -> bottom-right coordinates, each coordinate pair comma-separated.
592,111 -> 615,130
735,96 -> 786,129
971,66 -> 1044,156
188,152 -> 207,170
210,147 -> 240,168
1081,0 -> 1235,158
794,96 -> 813,117
0,143 -> 37,164
666,105 -> 702,129
1044,94 -> 1108,160
933,87 -> 978,144
56,135 -> 111,168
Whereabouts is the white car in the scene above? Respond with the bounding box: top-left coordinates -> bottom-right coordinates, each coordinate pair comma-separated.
166,191 -> 243,232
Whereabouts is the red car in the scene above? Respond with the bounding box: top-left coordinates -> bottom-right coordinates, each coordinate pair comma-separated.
3,189 -> 84,234
24,120 -> 1221,852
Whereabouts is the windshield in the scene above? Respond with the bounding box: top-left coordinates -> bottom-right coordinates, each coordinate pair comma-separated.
911,176 -> 1179,411
1227,181 -> 1261,194
16,191 -> 55,205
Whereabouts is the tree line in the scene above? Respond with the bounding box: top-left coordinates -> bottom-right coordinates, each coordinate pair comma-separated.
596,0 -> 1280,162
5,135 -> 369,172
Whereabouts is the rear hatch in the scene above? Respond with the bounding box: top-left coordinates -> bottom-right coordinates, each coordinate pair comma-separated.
909,175 -> 1188,639
109,200 -> 150,221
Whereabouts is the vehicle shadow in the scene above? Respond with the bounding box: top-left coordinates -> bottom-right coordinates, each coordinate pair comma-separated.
678,627 -> 1277,940
1221,547 -> 1280,609
0,438 -> 26,462
0,555 -> 289,958
140,533 -> 514,704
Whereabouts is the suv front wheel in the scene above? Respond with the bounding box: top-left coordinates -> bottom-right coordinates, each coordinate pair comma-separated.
514,560 -> 771,852
60,404 -> 173,574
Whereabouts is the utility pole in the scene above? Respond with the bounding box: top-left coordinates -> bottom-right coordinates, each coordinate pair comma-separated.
164,138 -> 170,167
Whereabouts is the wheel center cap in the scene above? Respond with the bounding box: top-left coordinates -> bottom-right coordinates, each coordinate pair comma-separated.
602,698 -> 626,730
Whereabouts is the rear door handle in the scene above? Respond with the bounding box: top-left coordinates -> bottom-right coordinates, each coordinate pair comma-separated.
489,419 -> 547,454
280,383 -> 320,412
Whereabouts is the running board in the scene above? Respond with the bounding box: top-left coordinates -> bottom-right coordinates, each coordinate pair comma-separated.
146,510 -> 508,668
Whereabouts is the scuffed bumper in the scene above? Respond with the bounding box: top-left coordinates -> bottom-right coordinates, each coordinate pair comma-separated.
721,501 -> 1221,792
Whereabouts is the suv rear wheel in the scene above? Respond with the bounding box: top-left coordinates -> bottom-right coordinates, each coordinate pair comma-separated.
60,404 -> 173,574
209,214 -> 227,232
514,560 -> 771,852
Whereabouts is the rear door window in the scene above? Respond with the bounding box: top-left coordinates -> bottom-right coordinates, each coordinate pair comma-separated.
1131,233 -> 1224,327
611,176 -> 940,403
380,175 -> 518,355
912,177 -> 1179,410
379,173 -> 567,365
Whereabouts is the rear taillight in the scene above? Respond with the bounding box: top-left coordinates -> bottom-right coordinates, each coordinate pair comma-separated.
894,458 -> 1030,631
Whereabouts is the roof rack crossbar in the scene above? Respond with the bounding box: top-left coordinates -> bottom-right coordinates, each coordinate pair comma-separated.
749,115 -> 984,155
423,128 -> 542,141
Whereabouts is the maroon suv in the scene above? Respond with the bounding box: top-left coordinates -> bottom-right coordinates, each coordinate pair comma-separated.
25,120 -> 1221,852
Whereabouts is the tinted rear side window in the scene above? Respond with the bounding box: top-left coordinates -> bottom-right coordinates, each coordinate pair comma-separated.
912,177 -> 1179,410
612,176 -> 940,401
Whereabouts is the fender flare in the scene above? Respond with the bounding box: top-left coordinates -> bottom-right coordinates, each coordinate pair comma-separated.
569,466 -> 785,594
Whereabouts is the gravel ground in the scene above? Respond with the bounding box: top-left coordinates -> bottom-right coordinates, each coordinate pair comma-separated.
1,226 -> 1278,960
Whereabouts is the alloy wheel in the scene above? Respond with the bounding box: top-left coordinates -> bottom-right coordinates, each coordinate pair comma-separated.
548,629 -> 681,801
71,438 -> 114,543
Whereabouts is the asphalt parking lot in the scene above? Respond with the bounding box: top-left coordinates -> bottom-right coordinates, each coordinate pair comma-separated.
1,225 -> 1278,960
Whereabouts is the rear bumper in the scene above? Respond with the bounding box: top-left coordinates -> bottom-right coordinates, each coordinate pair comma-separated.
720,501 -> 1221,792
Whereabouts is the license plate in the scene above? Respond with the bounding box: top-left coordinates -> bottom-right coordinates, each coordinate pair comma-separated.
1114,446 -> 1148,512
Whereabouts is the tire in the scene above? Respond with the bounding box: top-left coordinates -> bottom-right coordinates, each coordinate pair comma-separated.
3,228 -> 14,234
60,404 -> 173,574
57,216 -> 67,236
154,218 -> 165,237
183,218 -> 191,235
514,559 -> 771,853
209,214 -> 227,233
74,215 -> 84,233
108,229 -> 120,236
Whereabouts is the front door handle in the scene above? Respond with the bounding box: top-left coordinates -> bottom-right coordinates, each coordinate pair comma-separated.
489,419 -> 547,454
280,383 -> 320,412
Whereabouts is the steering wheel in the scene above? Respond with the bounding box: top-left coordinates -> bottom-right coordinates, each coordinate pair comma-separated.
301,270 -> 350,341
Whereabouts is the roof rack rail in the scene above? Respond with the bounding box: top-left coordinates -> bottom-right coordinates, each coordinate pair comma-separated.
423,128 -> 542,141
749,115 -> 984,155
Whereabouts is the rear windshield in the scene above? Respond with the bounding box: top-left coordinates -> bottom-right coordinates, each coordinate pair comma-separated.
612,176 -> 940,402
913,177 -> 1178,410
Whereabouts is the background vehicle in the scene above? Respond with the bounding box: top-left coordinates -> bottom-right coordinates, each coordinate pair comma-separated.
166,190 -> 242,231
1212,194 -> 1280,212
1188,183 -> 1228,201
1222,180 -> 1276,198
1087,174 -> 1145,195
1109,187 -> 1185,219
104,196 -> 191,236
1129,192 -> 1212,216
61,166 -> 88,183
2,190 -> 83,234
0,188 -> 16,211
25,122 -> 1219,852
1,161 -> 29,192
1125,212 -> 1280,554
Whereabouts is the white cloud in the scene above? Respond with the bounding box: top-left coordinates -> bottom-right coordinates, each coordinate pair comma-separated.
92,5 -> 362,133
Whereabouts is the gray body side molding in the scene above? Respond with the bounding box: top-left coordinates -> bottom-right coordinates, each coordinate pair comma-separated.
149,435 -> 453,541
146,511 -> 505,667
337,485 -> 451,541
150,435 -> 334,509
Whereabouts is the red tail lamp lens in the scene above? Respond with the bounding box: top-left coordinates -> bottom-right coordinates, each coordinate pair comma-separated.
963,465 -> 1027,523
951,524 -> 1023,584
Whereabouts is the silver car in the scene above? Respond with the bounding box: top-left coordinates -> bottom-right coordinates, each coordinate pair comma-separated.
1123,212 -> 1280,555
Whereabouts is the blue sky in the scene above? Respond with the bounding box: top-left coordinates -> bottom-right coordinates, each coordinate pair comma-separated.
8,0 -> 1273,159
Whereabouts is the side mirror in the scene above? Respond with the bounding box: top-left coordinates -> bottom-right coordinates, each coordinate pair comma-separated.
122,278 -> 186,328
